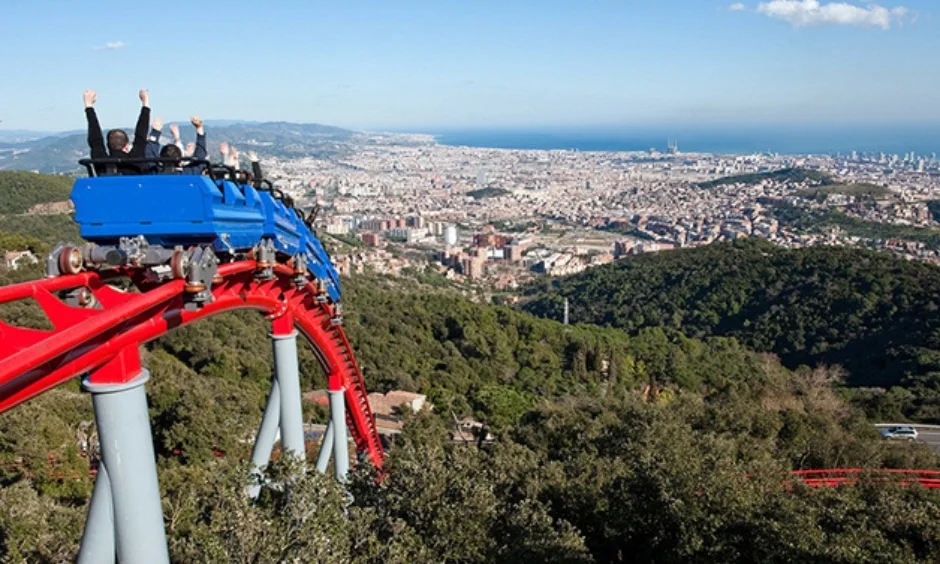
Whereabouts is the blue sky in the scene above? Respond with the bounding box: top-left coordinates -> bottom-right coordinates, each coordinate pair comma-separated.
0,0 -> 935,132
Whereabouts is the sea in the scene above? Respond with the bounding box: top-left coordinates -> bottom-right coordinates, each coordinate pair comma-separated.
431,124 -> 940,157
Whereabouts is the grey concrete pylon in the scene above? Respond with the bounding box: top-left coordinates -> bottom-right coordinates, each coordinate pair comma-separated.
272,327 -> 305,463
315,421 -> 335,474
77,463 -> 114,564
247,377 -> 282,499
83,369 -> 169,564
329,388 -> 349,481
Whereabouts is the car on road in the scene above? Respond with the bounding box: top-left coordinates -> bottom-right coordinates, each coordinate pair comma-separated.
881,426 -> 919,441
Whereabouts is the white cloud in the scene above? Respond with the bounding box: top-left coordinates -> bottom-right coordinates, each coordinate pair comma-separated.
729,3 -> 746,11
94,41 -> 126,51
757,0 -> 909,29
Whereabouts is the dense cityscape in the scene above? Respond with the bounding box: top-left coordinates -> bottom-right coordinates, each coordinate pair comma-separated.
248,135 -> 940,291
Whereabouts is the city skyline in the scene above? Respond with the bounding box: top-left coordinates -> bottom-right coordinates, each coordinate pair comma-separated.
0,0 -> 935,132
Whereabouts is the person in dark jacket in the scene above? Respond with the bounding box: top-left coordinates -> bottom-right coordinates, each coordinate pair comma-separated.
157,115 -> 207,174
83,89 -> 151,175
144,115 -> 164,173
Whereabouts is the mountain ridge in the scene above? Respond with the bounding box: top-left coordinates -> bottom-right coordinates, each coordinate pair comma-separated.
0,120 -> 362,173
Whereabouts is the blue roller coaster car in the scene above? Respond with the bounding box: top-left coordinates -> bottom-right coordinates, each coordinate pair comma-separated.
70,160 -> 341,303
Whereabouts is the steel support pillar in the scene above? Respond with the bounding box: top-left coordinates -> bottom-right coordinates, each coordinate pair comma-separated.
83,368 -> 169,564
315,421 -> 335,474
329,389 -> 349,482
247,378 -> 282,499
272,316 -> 305,463
77,463 -> 114,564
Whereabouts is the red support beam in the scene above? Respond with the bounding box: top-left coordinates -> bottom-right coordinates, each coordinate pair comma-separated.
0,261 -> 385,468
271,310 -> 294,337
88,346 -> 143,385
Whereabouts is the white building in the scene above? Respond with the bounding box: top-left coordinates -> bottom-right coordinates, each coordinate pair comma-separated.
444,224 -> 458,246
4,250 -> 38,271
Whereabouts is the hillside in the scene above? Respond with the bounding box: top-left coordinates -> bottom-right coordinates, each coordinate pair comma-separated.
0,121 -> 360,173
774,204 -> 940,249
697,167 -> 832,189
0,171 -> 72,215
523,238 -> 940,420
467,187 -> 512,199
4,270 -> 939,561
795,182 -> 891,200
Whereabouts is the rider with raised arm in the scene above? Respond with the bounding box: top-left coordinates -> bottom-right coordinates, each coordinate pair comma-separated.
169,123 -> 183,152
158,116 -> 207,174
83,89 -> 151,175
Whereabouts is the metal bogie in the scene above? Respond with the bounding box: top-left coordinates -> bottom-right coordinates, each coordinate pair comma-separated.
252,238 -> 278,280
291,253 -> 308,274
330,302 -> 344,326
116,236 -> 147,267
290,254 -> 309,287
253,238 -> 277,268
183,247 -> 219,304
312,278 -> 328,303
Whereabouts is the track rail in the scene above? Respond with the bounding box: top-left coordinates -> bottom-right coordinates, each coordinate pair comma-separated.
0,261 -> 384,468
793,468 -> 940,489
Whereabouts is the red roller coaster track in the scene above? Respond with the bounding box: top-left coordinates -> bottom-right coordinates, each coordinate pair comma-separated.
0,260 -> 384,468
793,468 -> 940,489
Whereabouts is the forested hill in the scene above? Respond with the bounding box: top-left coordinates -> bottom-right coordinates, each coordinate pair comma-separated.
523,239 -> 940,413
697,167 -> 831,189
0,171 -> 72,215
7,269 -> 940,560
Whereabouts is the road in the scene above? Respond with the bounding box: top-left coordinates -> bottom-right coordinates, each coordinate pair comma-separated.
875,424 -> 940,453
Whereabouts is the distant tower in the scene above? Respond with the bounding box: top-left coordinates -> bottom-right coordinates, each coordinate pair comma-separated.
667,138 -> 679,155
563,298 -> 569,325
444,224 -> 458,247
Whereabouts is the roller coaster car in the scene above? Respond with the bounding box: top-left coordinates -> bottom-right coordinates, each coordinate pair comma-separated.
64,157 -> 341,303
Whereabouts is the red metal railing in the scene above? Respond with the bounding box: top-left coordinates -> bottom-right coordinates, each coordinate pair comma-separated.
792,468 -> 940,489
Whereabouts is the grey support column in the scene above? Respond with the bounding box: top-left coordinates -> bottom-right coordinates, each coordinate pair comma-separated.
77,463 -> 114,564
247,378 -> 282,499
329,389 -> 349,482
315,421 -> 335,474
272,328 -> 306,462
83,369 -> 169,564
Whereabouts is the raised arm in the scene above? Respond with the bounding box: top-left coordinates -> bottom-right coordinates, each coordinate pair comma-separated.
190,116 -> 207,160
169,123 -> 182,150
83,90 -> 108,159
129,89 -> 151,158
222,145 -> 238,168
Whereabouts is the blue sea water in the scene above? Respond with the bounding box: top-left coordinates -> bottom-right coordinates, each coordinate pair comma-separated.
432,124 -> 940,157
